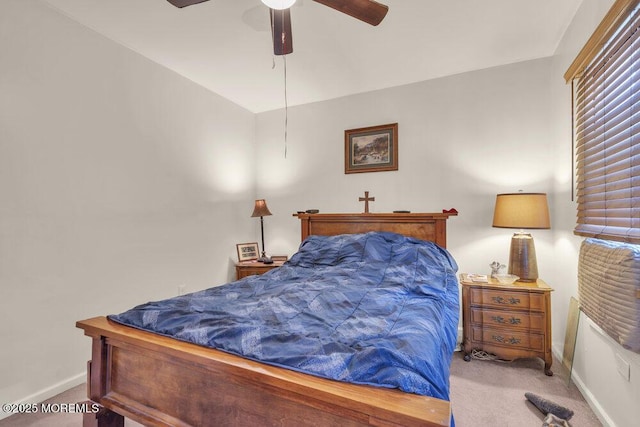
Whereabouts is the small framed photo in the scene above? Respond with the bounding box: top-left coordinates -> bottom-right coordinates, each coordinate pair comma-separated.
236,242 -> 259,262
345,123 -> 398,174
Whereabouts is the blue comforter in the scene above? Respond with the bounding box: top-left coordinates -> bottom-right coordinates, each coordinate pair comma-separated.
109,232 -> 459,401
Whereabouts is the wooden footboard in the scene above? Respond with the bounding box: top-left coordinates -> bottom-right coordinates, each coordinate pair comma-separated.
78,317 -> 450,427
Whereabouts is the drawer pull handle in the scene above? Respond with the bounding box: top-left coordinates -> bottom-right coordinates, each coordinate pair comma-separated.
491,316 -> 522,325
492,335 -> 521,345
491,296 -> 521,305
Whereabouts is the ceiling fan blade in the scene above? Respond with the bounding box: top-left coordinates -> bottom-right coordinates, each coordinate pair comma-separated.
270,8 -> 293,56
312,0 -> 388,26
166,0 -> 210,8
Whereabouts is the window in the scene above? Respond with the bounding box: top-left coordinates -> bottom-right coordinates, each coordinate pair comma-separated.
566,0 -> 640,244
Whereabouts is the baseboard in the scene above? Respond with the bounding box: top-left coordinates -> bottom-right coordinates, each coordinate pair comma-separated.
551,346 -> 615,427
456,325 -> 463,350
0,372 -> 85,421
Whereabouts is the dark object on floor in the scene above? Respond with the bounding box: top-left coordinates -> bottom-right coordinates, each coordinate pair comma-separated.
525,392 -> 574,420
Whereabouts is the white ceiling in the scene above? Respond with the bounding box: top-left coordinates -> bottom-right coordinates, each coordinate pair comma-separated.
40,0 -> 583,113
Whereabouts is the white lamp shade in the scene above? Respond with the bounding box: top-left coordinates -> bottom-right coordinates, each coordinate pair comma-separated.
261,0 -> 297,10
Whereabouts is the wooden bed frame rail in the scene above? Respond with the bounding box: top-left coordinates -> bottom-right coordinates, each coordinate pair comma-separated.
78,317 -> 450,427
78,212 -> 457,427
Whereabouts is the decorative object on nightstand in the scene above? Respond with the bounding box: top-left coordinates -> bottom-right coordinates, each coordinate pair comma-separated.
236,242 -> 259,262
492,192 -> 550,282
494,274 -> 519,284
460,273 -> 554,376
251,199 -> 273,264
489,261 -> 506,278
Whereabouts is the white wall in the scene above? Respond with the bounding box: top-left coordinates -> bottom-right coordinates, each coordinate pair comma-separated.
549,1 -> 640,426
256,58 -> 555,290
3,0 -> 639,424
0,0 -> 256,412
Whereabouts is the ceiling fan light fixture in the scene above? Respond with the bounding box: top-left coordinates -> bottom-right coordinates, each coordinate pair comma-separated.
261,0 -> 297,10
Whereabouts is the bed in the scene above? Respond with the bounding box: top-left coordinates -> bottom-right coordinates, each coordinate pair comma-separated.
77,211 -> 458,427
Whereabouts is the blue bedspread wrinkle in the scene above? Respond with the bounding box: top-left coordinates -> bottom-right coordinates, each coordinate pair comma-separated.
109,232 -> 459,401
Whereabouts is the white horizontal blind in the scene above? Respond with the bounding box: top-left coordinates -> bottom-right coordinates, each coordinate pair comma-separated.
574,4 -> 640,244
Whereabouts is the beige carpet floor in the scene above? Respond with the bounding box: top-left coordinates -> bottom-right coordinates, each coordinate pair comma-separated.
0,352 -> 601,426
449,352 -> 602,426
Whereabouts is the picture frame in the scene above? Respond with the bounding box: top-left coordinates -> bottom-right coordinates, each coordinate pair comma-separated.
236,242 -> 259,262
345,123 -> 398,174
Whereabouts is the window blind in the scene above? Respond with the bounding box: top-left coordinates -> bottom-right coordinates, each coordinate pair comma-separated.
573,2 -> 640,244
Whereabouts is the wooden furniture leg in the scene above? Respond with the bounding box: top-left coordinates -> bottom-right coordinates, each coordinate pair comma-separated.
82,403 -> 124,427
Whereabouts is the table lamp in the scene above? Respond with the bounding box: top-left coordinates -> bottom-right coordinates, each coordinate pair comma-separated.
492,193 -> 550,282
251,199 -> 273,264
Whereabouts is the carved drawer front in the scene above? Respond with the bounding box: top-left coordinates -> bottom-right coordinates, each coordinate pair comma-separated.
238,268 -> 262,277
471,326 -> 544,351
469,288 -> 545,311
470,308 -> 545,332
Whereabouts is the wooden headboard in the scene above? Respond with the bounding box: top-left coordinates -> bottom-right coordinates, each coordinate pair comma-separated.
295,212 -> 457,248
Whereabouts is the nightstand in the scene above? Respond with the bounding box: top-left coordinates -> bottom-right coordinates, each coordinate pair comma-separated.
460,274 -> 554,376
235,259 -> 286,280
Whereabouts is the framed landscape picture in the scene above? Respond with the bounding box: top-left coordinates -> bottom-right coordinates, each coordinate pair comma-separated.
345,123 -> 398,174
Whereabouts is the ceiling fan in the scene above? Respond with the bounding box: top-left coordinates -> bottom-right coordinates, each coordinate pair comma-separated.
166,0 -> 389,56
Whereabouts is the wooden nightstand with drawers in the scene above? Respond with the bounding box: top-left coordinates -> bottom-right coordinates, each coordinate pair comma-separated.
235,258 -> 286,280
460,274 -> 554,376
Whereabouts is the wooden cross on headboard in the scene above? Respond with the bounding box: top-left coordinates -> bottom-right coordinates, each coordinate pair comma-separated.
359,191 -> 375,213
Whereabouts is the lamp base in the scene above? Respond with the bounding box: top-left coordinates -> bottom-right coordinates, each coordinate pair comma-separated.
258,252 -> 273,264
508,232 -> 538,282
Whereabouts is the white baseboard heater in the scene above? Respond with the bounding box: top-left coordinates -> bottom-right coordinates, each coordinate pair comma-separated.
578,238 -> 640,353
